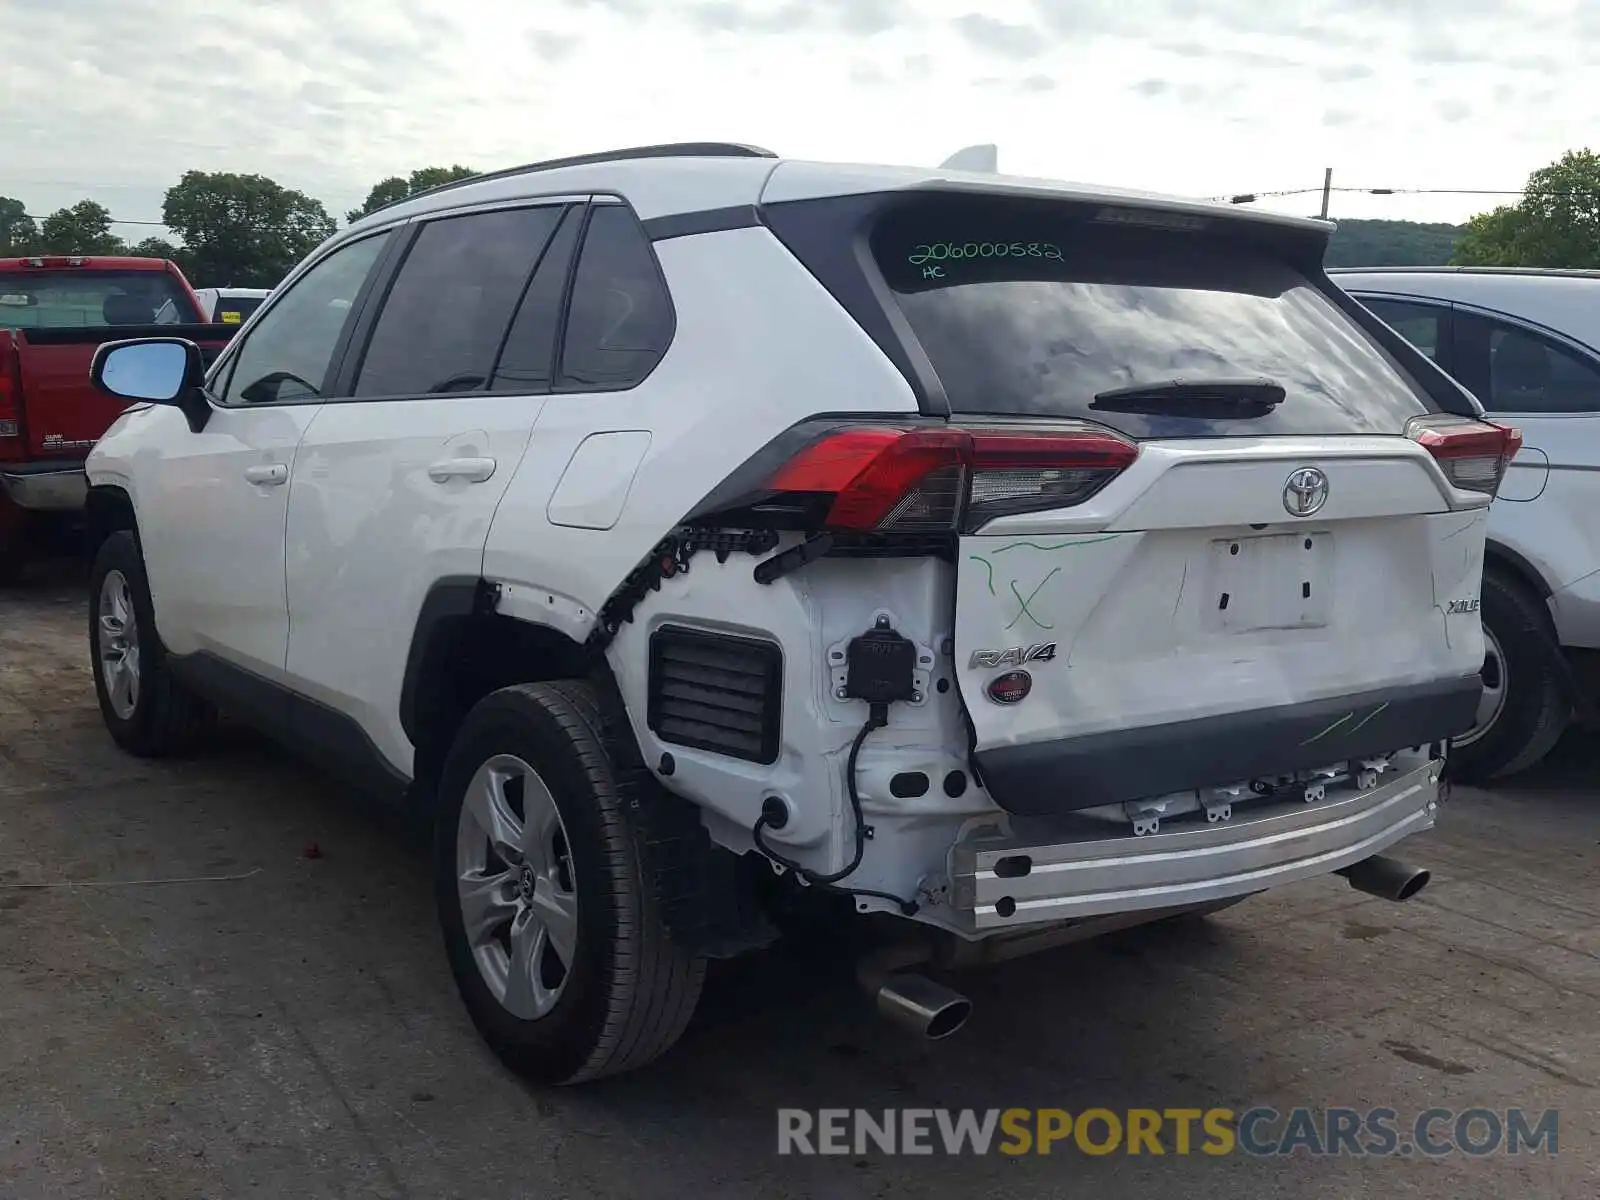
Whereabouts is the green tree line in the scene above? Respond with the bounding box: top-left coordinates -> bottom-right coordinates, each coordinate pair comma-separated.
4,149 -> 1598,286
1325,219 -> 1464,268
0,166 -> 475,288
1314,148 -> 1600,270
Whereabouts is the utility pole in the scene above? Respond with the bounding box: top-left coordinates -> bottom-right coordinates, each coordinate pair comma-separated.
1319,167 -> 1333,219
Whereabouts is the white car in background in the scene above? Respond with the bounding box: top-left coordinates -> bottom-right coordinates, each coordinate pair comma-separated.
192,286 -> 271,325
1334,266 -> 1600,781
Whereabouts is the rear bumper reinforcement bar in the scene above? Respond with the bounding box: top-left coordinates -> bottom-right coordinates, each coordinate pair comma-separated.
951,751 -> 1441,930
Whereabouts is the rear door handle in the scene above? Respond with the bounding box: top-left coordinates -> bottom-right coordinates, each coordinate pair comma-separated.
244,464 -> 288,486
427,456 -> 497,484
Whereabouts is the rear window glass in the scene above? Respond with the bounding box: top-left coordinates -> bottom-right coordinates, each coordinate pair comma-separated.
0,270 -> 200,329
870,200 -> 1438,439
214,295 -> 266,324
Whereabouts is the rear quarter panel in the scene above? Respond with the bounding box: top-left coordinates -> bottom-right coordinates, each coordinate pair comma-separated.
482,224 -> 921,641
482,223 -> 925,859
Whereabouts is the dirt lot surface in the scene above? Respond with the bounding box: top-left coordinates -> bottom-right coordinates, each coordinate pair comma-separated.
4,562 -> 1599,1198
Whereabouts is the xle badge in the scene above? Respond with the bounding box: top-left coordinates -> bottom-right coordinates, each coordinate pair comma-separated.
1447,598 -> 1481,614
968,642 -> 1057,669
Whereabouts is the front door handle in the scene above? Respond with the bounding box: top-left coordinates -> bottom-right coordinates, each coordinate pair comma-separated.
244,463 -> 288,486
427,456 -> 497,484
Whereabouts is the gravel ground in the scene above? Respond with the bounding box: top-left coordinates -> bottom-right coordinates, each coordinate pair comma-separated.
3,560 -> 1599,1199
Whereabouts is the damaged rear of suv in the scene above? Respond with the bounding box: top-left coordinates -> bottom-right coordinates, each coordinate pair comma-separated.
621,176 -> 1507,1033
84,146 -> 1513,1085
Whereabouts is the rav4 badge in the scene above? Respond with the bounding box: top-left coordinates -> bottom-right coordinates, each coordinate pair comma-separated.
968,642 -> 1056,669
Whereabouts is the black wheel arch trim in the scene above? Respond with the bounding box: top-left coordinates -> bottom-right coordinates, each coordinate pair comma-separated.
399,575 -> 490,747
398,576 -> 595,751
85,484 -> 140,554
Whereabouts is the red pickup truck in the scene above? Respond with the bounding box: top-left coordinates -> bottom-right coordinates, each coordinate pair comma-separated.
0,255 -> 239,579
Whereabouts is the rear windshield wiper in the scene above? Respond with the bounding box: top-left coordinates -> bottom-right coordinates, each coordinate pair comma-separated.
1090,377 -> 1286,419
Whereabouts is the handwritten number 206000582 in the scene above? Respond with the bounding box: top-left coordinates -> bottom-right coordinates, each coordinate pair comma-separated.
907,242 -> 1063,265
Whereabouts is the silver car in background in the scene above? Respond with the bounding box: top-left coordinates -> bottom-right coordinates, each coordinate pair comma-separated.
1334,266 -> 1600,780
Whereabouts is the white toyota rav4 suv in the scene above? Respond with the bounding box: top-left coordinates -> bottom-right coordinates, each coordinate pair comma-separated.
82,143 -> 1514,1084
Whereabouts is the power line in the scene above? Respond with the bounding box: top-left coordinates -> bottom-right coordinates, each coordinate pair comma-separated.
1215,185 -> 1600,204
1,179 -> 165,190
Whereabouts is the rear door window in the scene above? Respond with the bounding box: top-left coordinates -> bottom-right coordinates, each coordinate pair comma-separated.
870,199 -> 1440,439
557,204 -> 674,390
490,208 -> 582,393
354,205 -> 565,398
1483,321 -> 1600,414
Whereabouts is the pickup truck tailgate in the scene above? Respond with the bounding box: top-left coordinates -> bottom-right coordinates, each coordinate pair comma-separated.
11,324 -> 234,458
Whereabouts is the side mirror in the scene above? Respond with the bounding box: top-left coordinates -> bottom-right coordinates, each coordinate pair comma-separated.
90,338 -> 210,432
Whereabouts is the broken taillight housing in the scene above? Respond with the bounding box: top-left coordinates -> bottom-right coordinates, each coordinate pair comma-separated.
1406,415 -> 1523,498
764,424 -> 1139,534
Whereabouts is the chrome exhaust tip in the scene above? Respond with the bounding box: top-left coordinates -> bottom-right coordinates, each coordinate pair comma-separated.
873,973 -> 973,1040
1337,854 -> 1431,902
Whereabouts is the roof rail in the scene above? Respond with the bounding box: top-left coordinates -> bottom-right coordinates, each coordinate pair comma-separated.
389,142 -> 780,211
1328,264 -> 1600,279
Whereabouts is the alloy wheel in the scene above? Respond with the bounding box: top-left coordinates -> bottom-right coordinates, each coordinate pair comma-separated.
1455,626 -> 1507,748
97,569 -> 141,720
455,754 -> 579,1019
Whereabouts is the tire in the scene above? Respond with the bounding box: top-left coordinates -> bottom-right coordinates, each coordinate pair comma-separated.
1447,570 -> 1569,783
0,506 -> 32,585
88,530 -> 216,757
434,680 -> 706,1085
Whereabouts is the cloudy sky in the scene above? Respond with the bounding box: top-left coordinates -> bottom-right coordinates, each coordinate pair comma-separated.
3,0 -> 1597,238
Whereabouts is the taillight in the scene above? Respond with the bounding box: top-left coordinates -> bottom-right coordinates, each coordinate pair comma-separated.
965,429 -> 1140,526
0,336 -> 19,442
765,424 -> 1138,534
1407,415 -> 1523,497
768,428 -> 967,531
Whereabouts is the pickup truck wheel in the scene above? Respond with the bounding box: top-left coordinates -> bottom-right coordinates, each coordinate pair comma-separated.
88,531 -> 216,756
1447,570 -> 1569,783
0,509 -> 31,585
434,681 -> 705,1085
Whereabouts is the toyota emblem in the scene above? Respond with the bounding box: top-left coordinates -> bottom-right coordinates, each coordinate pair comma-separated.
1282,467 -> 1329,517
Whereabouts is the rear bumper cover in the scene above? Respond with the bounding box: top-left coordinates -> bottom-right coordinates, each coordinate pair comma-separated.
973,675 -> 1479,816
951,751 -> 1442,929
0,460 -> 88,512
